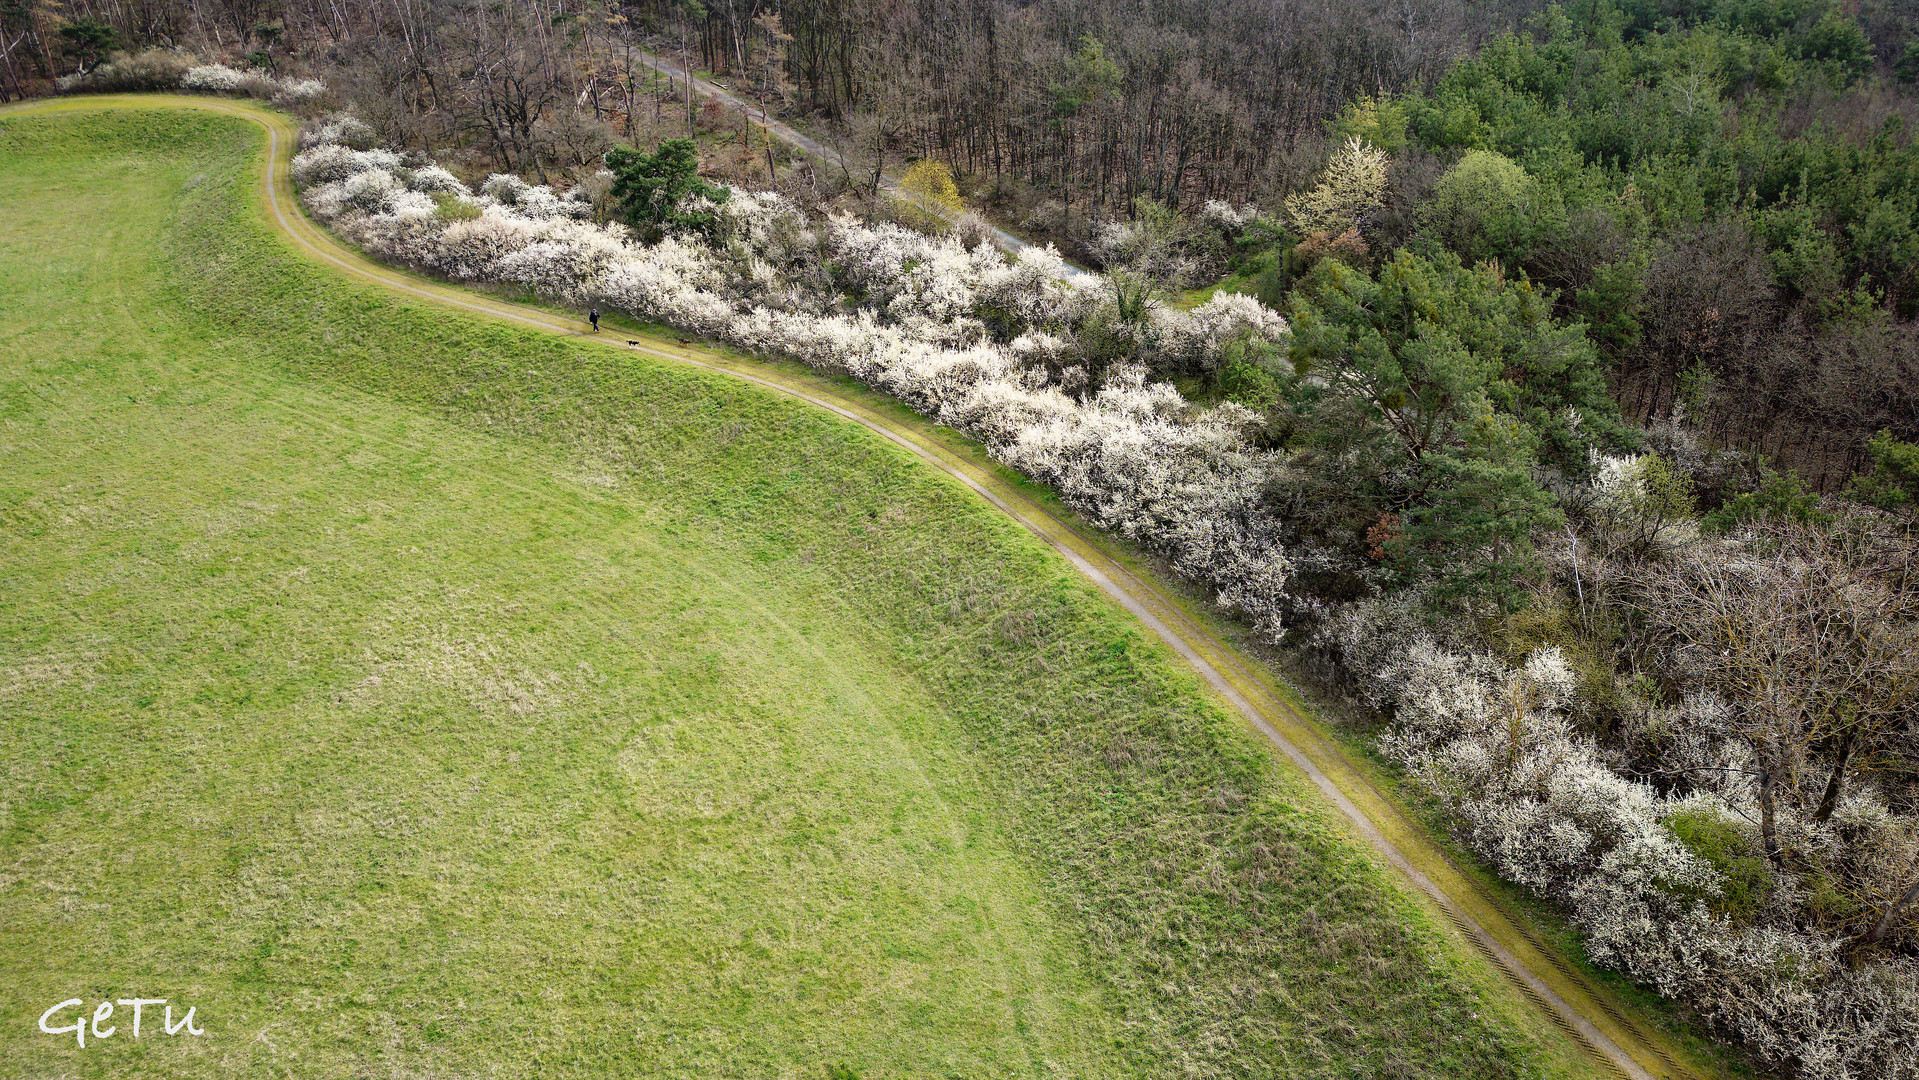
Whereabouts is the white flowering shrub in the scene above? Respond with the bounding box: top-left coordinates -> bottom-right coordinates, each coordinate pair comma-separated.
178,63 -> 317,99
341,170 -> 434,218
291,144 -> 402,185
1201,199 -> 1261,231
1153,291 -> 1292,371
496,221 -> 626,302
887,242 -> 1008,324
182,64 -> 247,92
1320,598 -> 1919,1080
964,244 -> 1104,335
479,174 -> 531,204
366,212 -> 534,281
715,189 -> 815,257
471,174 -> 582,220
596,238 -> 736,334
405,165 -> 470,196
301,115 -> 377,151
520,186 -> 576,219
59,54 -> 324,99
1593,451 -> 1643,499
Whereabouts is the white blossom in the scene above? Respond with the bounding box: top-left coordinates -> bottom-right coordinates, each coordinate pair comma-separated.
279,78 -> 326,100
301,115 -> 376,150
291,144 -> 402,186
479,173 -> 532,204
406,165 -> 469,196
1200,199 -> 1261,230
181,64 -> 247,93
340,170 -> 433,218
1153,291 -> 1290,369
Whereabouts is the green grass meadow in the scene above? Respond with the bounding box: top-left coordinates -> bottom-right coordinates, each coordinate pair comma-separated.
1,107 -> 1560,1079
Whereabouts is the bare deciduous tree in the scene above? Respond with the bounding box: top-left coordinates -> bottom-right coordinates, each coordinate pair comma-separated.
1627,516 -> 1919,863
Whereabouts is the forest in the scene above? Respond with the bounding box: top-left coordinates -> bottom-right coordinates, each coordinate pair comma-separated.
11,0 -> 1918,479
9,0 -> 1919,1077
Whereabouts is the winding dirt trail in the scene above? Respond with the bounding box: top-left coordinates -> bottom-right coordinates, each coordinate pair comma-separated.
4,94 -> 1712,1080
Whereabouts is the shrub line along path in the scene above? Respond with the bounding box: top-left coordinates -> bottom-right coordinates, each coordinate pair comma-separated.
3,95 -> 1709,1080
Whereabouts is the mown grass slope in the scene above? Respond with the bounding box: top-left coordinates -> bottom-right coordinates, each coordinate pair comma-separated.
1,107 -> 1561,1079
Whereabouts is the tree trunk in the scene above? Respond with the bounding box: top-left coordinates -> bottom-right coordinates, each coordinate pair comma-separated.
1813,729 -> 1857,823
1855,880 -> 1919,952
683,24 -> 695,136
1759,766 -> 1783,866
762,106 -> 776,182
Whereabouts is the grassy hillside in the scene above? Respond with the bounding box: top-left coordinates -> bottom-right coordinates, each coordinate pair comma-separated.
0,106 -> 1563,1079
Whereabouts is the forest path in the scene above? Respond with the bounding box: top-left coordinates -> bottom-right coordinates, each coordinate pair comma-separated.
2,93 -> 1711,1080
630,49 -> 1092,277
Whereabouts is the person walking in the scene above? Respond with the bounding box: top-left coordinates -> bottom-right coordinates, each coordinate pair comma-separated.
588,307 -> 600,332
